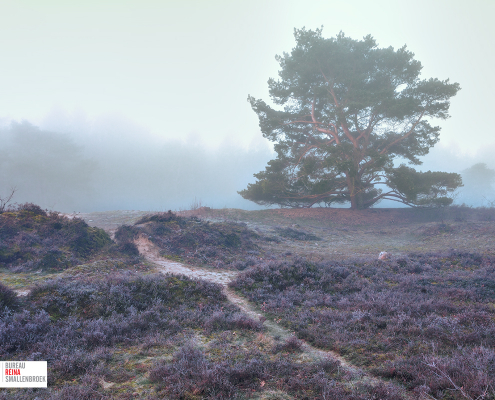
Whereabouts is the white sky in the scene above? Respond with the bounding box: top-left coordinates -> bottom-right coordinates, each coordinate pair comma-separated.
1,0 -> 494,154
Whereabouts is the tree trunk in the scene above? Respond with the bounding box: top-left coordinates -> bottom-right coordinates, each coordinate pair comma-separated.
350,195 -> 358,209
350,190 -> 365,209
348,150 -> 365,210
347,173 -> 359,210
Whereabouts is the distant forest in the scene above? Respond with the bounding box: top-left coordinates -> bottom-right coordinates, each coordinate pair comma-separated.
0,121 -> 493,212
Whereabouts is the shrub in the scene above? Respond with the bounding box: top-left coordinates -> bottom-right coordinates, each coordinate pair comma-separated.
150,344 -> 356,399
0,282 -> 19,313
272,335 -> 303,353
135,210 -> 181,225
114,224 -> 140,243
378,347 -> 495,399
16,203 -> 47,216
205,311 -> 263,332
275,227 -> 321,241
0,310 -> 51,354
117,241 -> 140,257
67,219 -> 112,257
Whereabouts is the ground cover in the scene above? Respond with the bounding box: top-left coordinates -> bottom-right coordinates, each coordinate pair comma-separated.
0,203 -> 136,273
0,272 -> 403,400
229,253 -> 495,399
0,273 -> 264,399
79,206 -> 495,261
2,205 -> 495,399
114,211 -> 265,270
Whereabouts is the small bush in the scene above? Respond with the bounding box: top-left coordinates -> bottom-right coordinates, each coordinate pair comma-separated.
17,203 -> 47,216
275,227 -> 321,241
117,241 -> 140,256
0,310 -> 51,354
114,224 -> 140,243
205,311 -> 263,332
0,282 -> 19,313
272,335 -> 303,353
135,210 -> 181,225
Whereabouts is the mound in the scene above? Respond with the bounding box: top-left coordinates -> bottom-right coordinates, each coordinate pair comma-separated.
115,211 -> 262,269
0,203 -> 113,271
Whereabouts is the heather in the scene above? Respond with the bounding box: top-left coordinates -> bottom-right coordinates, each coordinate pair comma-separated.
0,272 -> 265,398
1,273 -> 258,359
0,282 -> 18,314
0,203 -> 115,272
115,211 -> 263,269
275,226 -> 321,241
230,252 -> 495,398
3,206 -> 495,398
148,343 -> 402,400
0,272 -> 404,399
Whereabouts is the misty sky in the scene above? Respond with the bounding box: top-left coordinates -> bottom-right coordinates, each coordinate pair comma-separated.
1,0 -> 494,211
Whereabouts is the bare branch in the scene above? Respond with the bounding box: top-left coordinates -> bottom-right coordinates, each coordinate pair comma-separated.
0,187 -> 17,213
424,361 -> 475,400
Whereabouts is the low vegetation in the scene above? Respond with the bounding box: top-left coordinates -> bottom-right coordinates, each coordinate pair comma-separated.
230,252 -> 495,399
0,272 -> 404,400
0,273 -> 264,398
2,204 -> 495,398
275,227 -> 321,241
148,344 -> 401,400
115,211 -> 263,269
0,203 -> 123,272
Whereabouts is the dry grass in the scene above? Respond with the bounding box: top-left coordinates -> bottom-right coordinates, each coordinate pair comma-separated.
78,206 -> 495,263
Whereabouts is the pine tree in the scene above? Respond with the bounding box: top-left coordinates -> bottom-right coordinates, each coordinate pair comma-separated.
240,28 -> 462,209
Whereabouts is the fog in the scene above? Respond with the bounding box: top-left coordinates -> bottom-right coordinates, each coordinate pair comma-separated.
1,1 -> 494,211
0,118 -> 274,212
1,116 -> 494,212
417,145 -> 495,208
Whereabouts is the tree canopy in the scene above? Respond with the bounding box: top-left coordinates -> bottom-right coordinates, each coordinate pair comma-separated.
240,28 -> 462,209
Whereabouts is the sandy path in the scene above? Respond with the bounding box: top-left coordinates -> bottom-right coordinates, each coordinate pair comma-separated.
135,236 -> 237,285
134,236 -> 409,395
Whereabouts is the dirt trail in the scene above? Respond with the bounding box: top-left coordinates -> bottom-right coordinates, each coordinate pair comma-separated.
223,285 -> 369,379
134,236 -> 403,393
135,236 -> 236,285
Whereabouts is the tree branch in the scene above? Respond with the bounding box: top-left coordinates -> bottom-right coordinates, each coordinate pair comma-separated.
380,110 -> 425,155
0,187 -> 16,213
